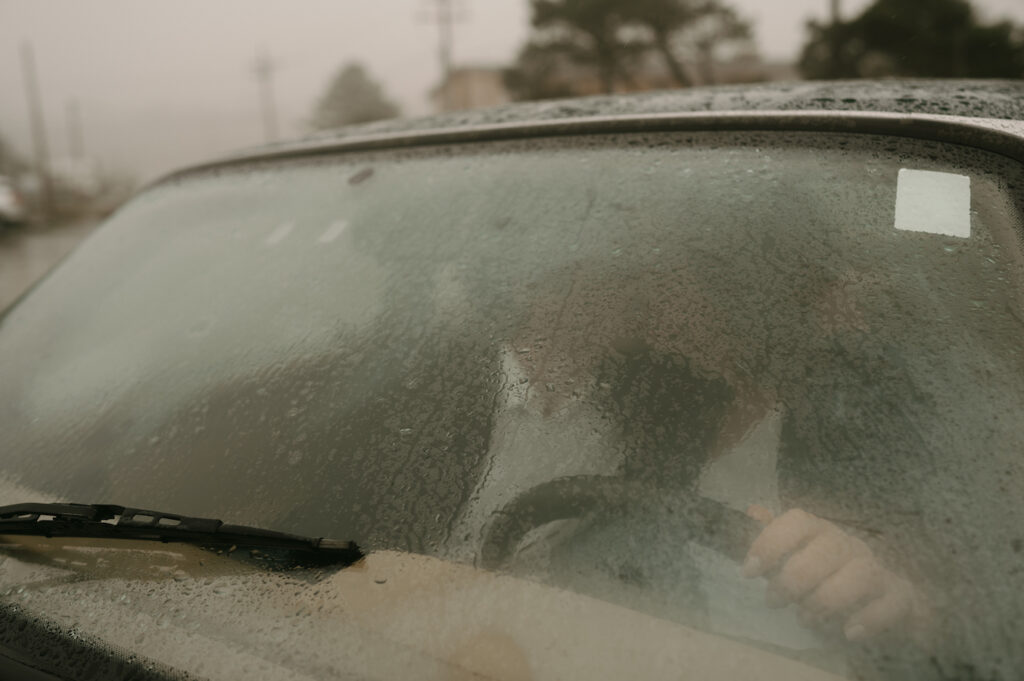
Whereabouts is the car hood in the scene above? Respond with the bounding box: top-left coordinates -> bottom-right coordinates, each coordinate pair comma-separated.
0,537 -> 845,681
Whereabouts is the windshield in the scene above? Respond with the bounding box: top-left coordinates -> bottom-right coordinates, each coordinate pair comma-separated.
1,131 -> 1023,679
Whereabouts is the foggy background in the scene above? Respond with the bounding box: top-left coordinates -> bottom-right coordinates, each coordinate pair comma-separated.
2,0 -> 1022,185
1,0 -> 1022,309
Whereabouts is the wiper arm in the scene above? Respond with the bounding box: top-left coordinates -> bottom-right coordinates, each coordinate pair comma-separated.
0,503 -> 363,567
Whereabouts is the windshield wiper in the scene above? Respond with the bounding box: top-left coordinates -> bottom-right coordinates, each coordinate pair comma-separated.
0,503 -> 363,567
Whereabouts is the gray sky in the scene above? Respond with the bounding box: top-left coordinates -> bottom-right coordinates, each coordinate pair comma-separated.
2,0 -> 1023,182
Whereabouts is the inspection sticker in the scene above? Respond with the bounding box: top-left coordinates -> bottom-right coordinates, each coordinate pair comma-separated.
895,168 -> 971,238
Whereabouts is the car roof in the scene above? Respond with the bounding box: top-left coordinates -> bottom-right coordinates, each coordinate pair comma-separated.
166,80 -> 1024,182
306,79 -> 1024,140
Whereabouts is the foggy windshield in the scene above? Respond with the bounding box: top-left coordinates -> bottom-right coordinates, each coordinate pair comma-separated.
0,131 -> 1023,679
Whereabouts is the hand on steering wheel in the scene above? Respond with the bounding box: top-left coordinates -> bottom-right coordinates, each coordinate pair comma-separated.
479,476 -> 933,649
743,506 -> 933,645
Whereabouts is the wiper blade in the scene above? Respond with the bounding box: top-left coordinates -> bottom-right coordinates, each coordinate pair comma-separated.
0,503 -> 363,567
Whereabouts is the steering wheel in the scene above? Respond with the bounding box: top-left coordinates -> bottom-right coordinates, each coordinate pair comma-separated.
479,475 -> 764,570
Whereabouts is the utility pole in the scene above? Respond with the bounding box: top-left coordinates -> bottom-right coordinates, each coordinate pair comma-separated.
422,0 -> 467,112
437,0 -> 454,82
829,0 -> 842,77
66,98 -> 84,159
20,41 -> 54,220
253,48 -> 279,143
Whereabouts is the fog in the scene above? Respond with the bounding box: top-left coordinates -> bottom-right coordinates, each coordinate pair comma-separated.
1,0 -> 1022,183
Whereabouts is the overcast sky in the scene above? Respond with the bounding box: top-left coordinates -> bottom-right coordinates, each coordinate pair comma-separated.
2,0 -> 1023,182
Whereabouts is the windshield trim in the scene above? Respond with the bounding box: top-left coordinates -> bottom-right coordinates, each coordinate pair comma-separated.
162,111 -> 1024,185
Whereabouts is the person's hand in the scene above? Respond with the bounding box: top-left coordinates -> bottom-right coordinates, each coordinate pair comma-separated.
743,506 -> 932,644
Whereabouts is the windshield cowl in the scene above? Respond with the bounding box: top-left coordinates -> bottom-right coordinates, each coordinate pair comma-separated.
0,546 -> 847,681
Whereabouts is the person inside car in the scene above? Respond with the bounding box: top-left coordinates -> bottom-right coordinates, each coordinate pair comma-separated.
450,249 -> 940,668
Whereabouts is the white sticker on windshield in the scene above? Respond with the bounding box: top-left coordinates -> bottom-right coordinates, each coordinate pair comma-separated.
318,219 -> 348,244
895,169 -> 971,238
264,221 -> 295,246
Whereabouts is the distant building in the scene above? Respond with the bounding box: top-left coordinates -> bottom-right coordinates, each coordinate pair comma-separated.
432,67 -> 512,113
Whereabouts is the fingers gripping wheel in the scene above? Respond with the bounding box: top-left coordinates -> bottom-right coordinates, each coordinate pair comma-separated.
478,475 -> 764,571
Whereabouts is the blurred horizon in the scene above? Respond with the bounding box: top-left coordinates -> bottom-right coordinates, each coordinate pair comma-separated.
1,0 -> 1023,184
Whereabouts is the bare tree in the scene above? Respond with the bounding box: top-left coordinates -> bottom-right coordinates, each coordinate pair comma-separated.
530,0 -> 646,94
628,0 -> 698,87
686,5 -> 752,85
507,0 -> 753,100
